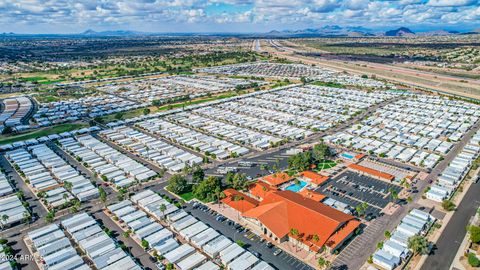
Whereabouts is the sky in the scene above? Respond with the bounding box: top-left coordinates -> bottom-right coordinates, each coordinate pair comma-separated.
0,0 -> 479,34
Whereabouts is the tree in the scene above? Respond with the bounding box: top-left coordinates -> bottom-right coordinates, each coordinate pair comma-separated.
63,181 -> 73,191
408,235 -> 429,255
159,204 -> 167,220
318,257 -> 330,269
99,187 -> 107,205
1,126 -> 12,135
94,116 -> 104,124
468,225 -> 480,243
45,211 -> 55,223
312,143 -> 330,163
384,230 -> 391,238
167,174 -> 189,194
288,152 -> 312,172
0,214 -> 8,229
232,173 -> 248,190
143,108 -> 151,115
468,253 -> 480,267
114,112 -> 124,120
193,176 -> 221,202
442,199 -> 456,211
141,239 -> 149,250
22,211 -> 31,225
225,172 -> 235,187
192,166 -> 205,183
213,186 -> 224,204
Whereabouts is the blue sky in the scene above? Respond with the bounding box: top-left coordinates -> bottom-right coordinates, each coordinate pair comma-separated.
0,0 -> 479,34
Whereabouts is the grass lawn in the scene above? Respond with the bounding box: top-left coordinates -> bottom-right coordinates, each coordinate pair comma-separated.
315,160 -> 337,171
0,123 -> 88,145
178,191 -> 195,202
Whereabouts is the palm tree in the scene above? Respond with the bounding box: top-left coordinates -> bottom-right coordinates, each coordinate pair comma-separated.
262,186 -> 267,199
1,214 -> 9,229
290,228 -> 299,251
22,212 -> 31,227
159,204 -> 167,220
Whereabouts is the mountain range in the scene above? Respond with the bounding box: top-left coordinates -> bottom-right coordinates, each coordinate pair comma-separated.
2,26 -> 479,37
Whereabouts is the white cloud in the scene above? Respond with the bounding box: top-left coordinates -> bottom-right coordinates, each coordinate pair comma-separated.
427,0 -> 477,7
0,0 -> 478,33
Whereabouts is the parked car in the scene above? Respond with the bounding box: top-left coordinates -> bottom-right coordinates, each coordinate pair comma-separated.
273,249 -> 282,256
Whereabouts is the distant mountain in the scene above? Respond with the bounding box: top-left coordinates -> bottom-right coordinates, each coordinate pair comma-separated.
385,27 -> 415,37
80,29 -> 146,36
265,25 -> 374,37
417,30 -> 455,36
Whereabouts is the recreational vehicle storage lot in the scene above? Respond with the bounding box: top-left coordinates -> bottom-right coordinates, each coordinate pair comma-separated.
199,62 -> 386,88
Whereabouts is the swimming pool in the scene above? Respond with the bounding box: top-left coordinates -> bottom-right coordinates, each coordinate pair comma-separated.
284,181 -> 307,192
341,153 -> 354,159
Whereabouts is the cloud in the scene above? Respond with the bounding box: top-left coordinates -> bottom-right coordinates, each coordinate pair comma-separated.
0,0 -> 478,33
427,0 -> 477,7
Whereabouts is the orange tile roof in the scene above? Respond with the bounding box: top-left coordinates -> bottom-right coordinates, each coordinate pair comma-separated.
243,190 -> 359,249
325,219 -> 361,249
348,164 -> 394,181
222,189 -> 259,213
248,182 -> 277,199
261,173 -> 294,186
300,171 -> 329,186
298,189 -> 326,202
355,154 -> 366,160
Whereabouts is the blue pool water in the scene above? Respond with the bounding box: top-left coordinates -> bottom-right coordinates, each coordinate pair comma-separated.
341,153 -> 354,159
284,181 -> 307,192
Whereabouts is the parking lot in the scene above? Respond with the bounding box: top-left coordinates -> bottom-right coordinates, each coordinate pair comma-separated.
316,171 -> 403,218
185,202 -> 316,270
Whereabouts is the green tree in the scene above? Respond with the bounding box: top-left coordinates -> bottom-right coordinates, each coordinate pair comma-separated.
232,173 -> 248,190
442,199 -> 456,211
99,186 -> 107,205
384,230 -> 391,238
192,166 -> 205,183
318,257 -> 330,269
45,211 -> 55,223
167,174 -> 189,194
193,176 -> 221,202
63,181 -> 73,191
0,214 -> 8,229
143,108 -> 151,115
141,239 -> 149,250
468,253 -> 480,267
114,112 -> 124,120
312,143 -> 330,163
159,203 -> 167,220
468,225 -> 480,243
408,235 -> 429,255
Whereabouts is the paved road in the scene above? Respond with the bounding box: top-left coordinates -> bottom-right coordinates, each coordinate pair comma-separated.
93,210 -> 159,270
205,96 -> 402,180
421,183 -> 480,270
331,119 -> 480,270
0,155 -> 48,219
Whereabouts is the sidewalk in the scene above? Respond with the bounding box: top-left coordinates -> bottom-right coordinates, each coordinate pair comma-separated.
413,175 -> 476,270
